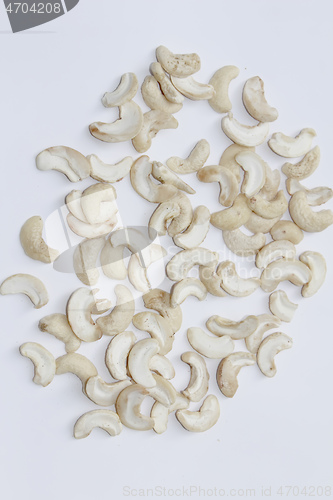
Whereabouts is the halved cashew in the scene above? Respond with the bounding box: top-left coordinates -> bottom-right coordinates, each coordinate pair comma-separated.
270,220 -> 304,244
181,351 -> 209,402
56,353 -> 97,394
171,278 -> 207,308
38,314 -> 81,353
91,298 -> 112,315
128,244 -> 166,293
149,202 -> 181,238
109,227 -> 151,256
149,354 -> 175,380
217,352 -> 256,397
85,377 -> 132,406
198,264 -> 227,297
242,76 -> 278,122
81,183 -> 117,225
150,62 -> 184,104
259,164 -> 281,201
261,258 -> 312,293
143,288 -> 183,333
130,155 -> 178,202
222,228 -> 266,257
208,65 -> 240,113
281,146 -> 320,180
257,332 -> 293,377
221,112 -> 270,147
166,247 -> 218,281
36,146 -> 90,182
67,214 -> 117,239
152,161 -> 195,194
170,75 -> 215,100
20,342 -> 55,387
147,374 -> 177,407
197,165 -> 239,207
128,339 -> 160,388
286,178 -> 333,206
65,190 -> 88,222
132,312 -> 174,355
67,288 -> 102,342
105,331 -> 136,381
166,139 -> 210,174
151,393 -> 190,434
269,290 -> 298,323
210,194 -> 252,231
87,155 -> 133,183
176,395 -> 220,432
219,144 -> 255,182
269,128 -> 316,158
115,384 -> 154,431
187,327 -> 234,359
245,314 -> 281,354
206,315 -> 259,340
0,274 -> 48,309
73,237 -> 105,286
167,192 -> 193,237
74,410 -> 122,439
299,251 -> 327,298
96,285 -> 134,336
255,240 -> 296,269
173,206 -> 210,249
132,110 -> 178,153
248,191 -> 288,219
20,216 -> 59,263
142,76 -> 183,114
156,45 -> 201,78
245,212 -> 281,234
217,261 -> 261,297
89,101 -> 143,143
289,191 -> 333,232
100,239 -> 128,280
101,72 -> 139,107
235,151 -> 267,197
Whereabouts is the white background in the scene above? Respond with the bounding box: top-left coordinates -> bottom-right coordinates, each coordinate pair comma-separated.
0,1 -> 333,499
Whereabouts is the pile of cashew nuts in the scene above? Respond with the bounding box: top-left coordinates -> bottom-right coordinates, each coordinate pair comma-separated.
1,46 -> 332,438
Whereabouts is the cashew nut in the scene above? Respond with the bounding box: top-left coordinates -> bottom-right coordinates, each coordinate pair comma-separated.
181,351 -> 209,402
36,146 -> 90,182
245,314 -> 281,354
166,247 -> 218,281
89,101 -> 143,143
65,190 -> 88,222
67,288 -> 103,342
235,151 -> 267,197
74,410 -> 122,439
105,331 -> 136,381
85,377 -> 132,406
299,251 -> 327,298
248,190 -> 288,219
222,228 -> 266,257
219,144 -> 255,182
148,201 -> 181,238
206,315 -> 259,340
260,258 -> 312,293
268,128 -> 316,157
115,384 -> 154,431
132,110 -> 178,153
199,263 -> 227,297
281,146 -> 320,179
152,161 -> 195,195
289,191 -> 333,232
130,155 -> 178,202
132,312 -> 174,355
38,314 -> 81,353
269,290 -> 298,323
245,212 -> 281,234
166,139 -> 210,174
150,62 -> 184,104
173,206 -> 210,249
197,165 -> 239,207
73,236 -> 105,286
56,353 -> 98,394
141,75 -> 183,114
255,240 -> 296,269
259,164 -> 281,201
96,285 -> 134,336
128,339 -> 160,388
151,393 -> 190,434
81,183 -> 117,225
221,112 -> 270,147
170,278 -> 207,308
100,239 -> 128,280
167,191 -> 193,237
67,213 -> 117,239
210,194 -> 252,231
147,374 -> 177,407
170,75 -> 215,100
286,178 -> 333,207
208,65 -> 240,113
216,352 -> 256,397
156,46 -> 201,78
20,342 -> 55,387
20,216 -> 59,263
242,76 -> 278,122
101,72 -> 139,107
176,395 -> 220,432
270,220 -> 304,245
87,155 -> 133,183
0,274 -> 48,309
217,261 -> 261,297
128,244 -> 166,293
142,288 -> 183,333
187,327 -> 234,359
257,332 -> 293,377
149,354 -> 175,380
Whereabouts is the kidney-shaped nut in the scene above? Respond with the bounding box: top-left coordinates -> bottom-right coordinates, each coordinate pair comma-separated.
156,45 -> 201,78
130,155 -> 178,202
245,314 -> 281,354
173,206 -> 210,249
259,163 -> 281,201
260,258 -> 312,293
132,312 -> 174,355
149,201 -> 181,238
116,384 -> 154,431
105,331 -> 136,381
217,261 -> 261,297
20,216 -> 59,263
74,410 -> 122,439
150,62 -> 184,103
197,165 -> 239,207
242,76 -> 278,122
166,247 -> 218,281
171,75 -> 215,101
96,285 -> 134,337
255,240 -> 296,269
20,342 -> 55,387
56,353 -> 98,394
132,110 -> 178,153
270,220 -> 304,245
36,146 -> 90,182
0,274 -> 48,309
73,237 -> 105,286
170,278 -> 207,308
141,75 -> 183,114
181,351 -> 209,403
39,313 -> 81,353
102,72 -> 139,108
87,155 -> 133,184
85,376 -> 132,407
219,144 -> 255,183
166,139 -> 210,174
286,178 -> 333,207
222,112 -> 270,147
248,191 -> 288,220
67,213 -> 117,239
147,374 -> 177,408
100,239 -> 128,280
167,192 -> 193,237
65,190 -> 88,222
152,161 -> 195,195
236,151 -> 267,197
289,191 -> 333,232
257,332 -> 293,377
210,194 -> 252,231
110,228 -> 151,256
128,339 -> 160,388
128,244 -> 166,294
208,65 -> 240,113
206,315 -> 259,340
269,290 -> 298,323
187,327 -> 234,359
67,288 -> 102,343
216,352 -> 256,398
245,212 -> 281,234
176,395 -> 220,433
281,146 -> 320,180
143,288 -> 183,334
78,181 -> 118,225
150,354 -> 175,380
89,101 -> 143,143
299,251 -> 327,298
199,264 -> 227,297
269,128 -> 316,158
222,229 -> 266,257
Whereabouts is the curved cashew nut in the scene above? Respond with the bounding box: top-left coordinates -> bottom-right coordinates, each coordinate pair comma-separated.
151,393 -> 190,434
269,290 -> 298,323
210,194 -> 252,231
65,190 -> 88,222
89,101 -> 143,143
245,212 -> 281,234
176,395 -> 220,432
206,315 -> 259,340
150,62 -> 184,104
149,354 -> 175,380
242,76 -> 278,122
289,191 -> 333,232
149,201 -> 181,238
281,146 -> 320,180
248,191 -> 288,219
130,155 -> 178,202
170,75 -> 215,100
55,353 -> 98,394
181,351 -> 209,402
209,65 -> 239,113
286,178 -> 333,207
187,327 -> 234,359
109,227 -> 151,256
259,163 -> 281,201
152,161 -> 195,194
66,213 -> 117,239
173,206 -> 210,249
100,239 -> 128,280
236,151 -> 267,197
199,264 -> 227,297
219,144 -> 254,182
166,247 -> 218,281
257,332 -> 293,377
222,112 -> 270,147
96,285 -> 134,336
20,216 -> 59,263
81,183 -> 117,225
73,236 -> 105,286
128,339 -> 160,388
222,228 -> 266,257
147,374 -> 177,407
255,240 -> 296,269
87,155 -> 133,183
38,313 -> 81,353
102,72 -> 138,107
132,312 -> 174,355
269,128 -> 316,158
85,376 -> 131,406
142,288 -> 183,333
217,352 -> 256,397
36,146 -> 90,182
166,139 -> 210,174
128,244 -> 166,293
1,274 -> 48,309
20,342 -> 55,387
167,192 -> 193,237
217,261 -> 261,297
74,410 -> 122,439
115,384 -> 155,431
197,165 -> 239,207
141,75 -> 183,114
132,110 -> 178,153
299,251 -> 327,298
105,331 -> 136,381
270,220 -> 304,245
156,45 -> 201,78
260,258 -> 312,293
91,298 -> 112,315
170,278 -> 207,308
245,314 -> 281,354
67,288 -> 102,342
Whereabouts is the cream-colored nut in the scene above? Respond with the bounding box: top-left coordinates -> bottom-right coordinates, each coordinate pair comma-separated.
102,72 -> 139,107
222,228 -> 266,257
269,290 -> 298,323
219,144 -> 255,182
166,247 -> 218,281
115,384 -> 154,431
167,192 -> 193,237
173,206 -> 210,249
259,163 -> 280,201
245,314 -> 281,354
217,352 -> 256,397
187,327 -> 234,359
143,289 -> 182,333
130,155 -> 178,202
166,139 -> 210,174
170,278 -> 207,308
0,274 -> 48,309
85,376 -> 132,406
149,354 -> 175,380
128,339 -> 160,388
208,65 -> 239,113
206,315 -> 259,340
65,190 -> 87,222
74,410 -> 122,439
257,332 -> 293,377
67,288 -> 103,342
81,183 -> 117,225
151,393 -> 190,434
210,194 -> 252,231
91,298 -> 112,315
87,155 -> 133,183
286,178 -> 333,207
36,146 -> 90,182
105,331 -> 136,381
181,351 -> 209,402
89,101 -> 143,143
236,151 -> 267,197
260,258 -> 312,293
255,240 -> 296,269
73,237 -> 105,286
56,353 -> 98,394
147,374 -> 177,407
100,239 -> 128,280
289,191 -> 333,232
38,314 -> 81,353
242,76 -> 278,122
110,227 -> 151,255
299,251 -> 327,298
67,213 -> 117,239
149,201 -> 181,238
20,216 -> 59,263
150,62 -> 184,104
198,264 -> 227,297
156,45 -> 201,78
128,244 -> 166,293
132,311 -> 174,355
20,342 -> 55,387
270,220 -> 304,244
281,146 -> 320,180
247,190 -> 288,219
176,395 -> 220,432
171,75 -> 215,100
96,285 -> 134,336
269,128 -> 316,157
141,75 -> 183,114
245,212 -> 281,234
222,112 -> 270,147
133,109 -> 178,152
217,261 -> 261,297
197,165 -> 238,207
152,161 -> 195,194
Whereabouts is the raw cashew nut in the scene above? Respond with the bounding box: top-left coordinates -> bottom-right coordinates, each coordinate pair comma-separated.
281,146 -> 320,180
96,285 -> 134,336
217,261 -> 261,297
242,76 -> 278,122
132,312 -> 174,355
209,65 -> 240,113
132,110 -> 178,153
166,247 -> 218,281
286,178 -> 333,206
150,62 -> 184,104
222,229 -> 266,257
36,146 -> 90,182
73,237 -> 105,286
173,206 -> 210,249
20,342 -> 56,387
210,194 -> 252,231
74,410 -> 122,439
166,139 -> 210,174
143,289 -> 182,334
67,288 -> 103,343
206,315 -> 259,340
219,144 -> 255,182
38,314 -> 81,353
102,72 -> 139,107
81,183 -> 117,225
181,351 -> 209,402
260,258 -> 312,293
85,377 -> 132,406
170,75 -> 215,101
141,75 -> 183,114
130,155 -> 178,202
197,165 -> 239,207
89,101 -> 143,143
147,374 -> 177,407
289,191 -> 333,232
149,202 -> 181,238
176,395 -> 220,432
151,393 -> 190,434
105,331 -> 136,381
270,220 -> 304,245
299,251 -> 327,298
128,339 -> 160,388
170,278 -> 207,307
216,352 -> 256,397
248,191 -> 288,219
259,164 -> 281,201
268,128 -> 316,157
128,244 -> 166,293
269,290 -> 298,323
110,227 -> 151,255
255,240 -> 296,269
100,239 -> 128,280
221,112 -> 270,147
55,353 -> 98,394
187,327 -> 234,359
235,151 -> 267,197
65,190 -> 88,222
167,192 -> 193,237
150,355 -> 175,380
20,216 -> 59,263
67,213 -> 117,239
156,45 -> 201,78
0,274 -> 48,309
245,212 -> 281,234
245,314 -> 281,354
257,332 -> 293,377
152,161 -> 195,194
115,384 -> 154,431
87,155 -> 133,183
199,264 -> 227,297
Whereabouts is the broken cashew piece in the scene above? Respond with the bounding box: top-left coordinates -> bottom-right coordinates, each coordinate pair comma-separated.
222,228 -> 266,257
149,201 -> 181,238
176,395 -> 220,433
87,155 -> 133,183
268,128 -> 316,158
217,352 -> 256,397
20,342 -> 55,387
208,65 -> 240,113
100,239 -> 128,280
105,331 -> 136,381
255,240 -> 296,269
38,314 -> 81,353
187,327 -> 234,359
152,161 -> 195,195
270,220 -> 304,245
85,377 -> 132,406
36,146 -> 90,182
89,101 -> 143,143
245,314 -> 281,354
257,332 -> 293,377
171,75 -> 215,101
289,191 -> 333,232
166,139 -> 210,174
173,206 -> 210,249
221,112 -> 270,147
56,353 -> 98,394
65,190 -> 88,222
102,72 -> 139,107
20,216 -> 59,263
128,244 -> 166,293
73,237 -> 105,286
235,151 -> 267,197
150,62 -> 184,104
219,144 -> 255,182
116,384 -> 154,431
132,312 -> 174,355
260,258 -> 312,293
197,165 -> 239,207
67,288 -> 103,343
281,146 -> 320,180
299,251 -> 327,298
217,261 -> 261,297
259,163 -> 281,201
130,155 -> 178,202
141,75 -> 183,114
132,109 -> 178,153
128,339 -> 160,388
149,354 -> 175,380
151,393 -> 190,434
210,194 -> 252,231
269,290 -> 298,323
242,76 -> 278,122
96,285 -> 134,336
109,227 -> 151,256
206,315 -> 259,340
67,213 -> 117,239
170,278 -> 207,308
156,45 -> 201,78
286,178 -> 333,206
181,351 -> 209,402
0,274 -> 48,309
143,289 -> 182,334
166,247 -> 218,281
74,410 -> 122,439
